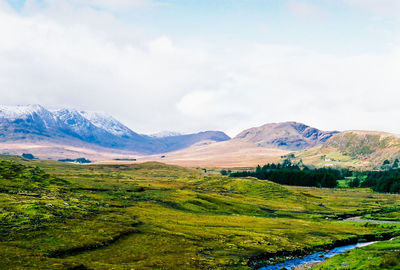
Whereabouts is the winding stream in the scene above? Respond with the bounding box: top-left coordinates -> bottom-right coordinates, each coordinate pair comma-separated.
257,217 -> 400,270
257,241 -> 376,270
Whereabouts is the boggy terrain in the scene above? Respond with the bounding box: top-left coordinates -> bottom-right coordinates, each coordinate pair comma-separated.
1,155 -> 400,269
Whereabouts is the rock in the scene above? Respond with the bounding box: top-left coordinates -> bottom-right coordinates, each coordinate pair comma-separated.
292,262 -> 323,270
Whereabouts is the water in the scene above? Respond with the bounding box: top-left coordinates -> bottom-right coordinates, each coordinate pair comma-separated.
257,241 -> 376,270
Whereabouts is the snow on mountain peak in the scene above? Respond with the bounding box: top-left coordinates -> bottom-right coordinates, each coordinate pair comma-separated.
53,108 -> 92,128
78,110 -> 134,136
0,104 -> 48,119
1,105 -> 135,137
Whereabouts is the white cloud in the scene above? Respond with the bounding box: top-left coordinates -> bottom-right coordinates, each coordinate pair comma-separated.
21,0 -> 154,12
342,0 -> 400,17
0,0 -> 399,137
86,0 -> 153,10
286,0 -> 325,20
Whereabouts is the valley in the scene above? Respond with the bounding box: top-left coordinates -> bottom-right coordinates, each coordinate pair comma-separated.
1,105 -> 400,269
2,1 -> 399,269
0,155 -> 399,269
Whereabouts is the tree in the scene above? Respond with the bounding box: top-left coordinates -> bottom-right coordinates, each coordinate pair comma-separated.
349,178 -> 360,188
383,160 -> 390,165
381,159 -> 391,170
393,158 -> 399,169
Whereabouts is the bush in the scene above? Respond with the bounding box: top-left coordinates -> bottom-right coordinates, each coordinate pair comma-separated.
22,153 -> 37,160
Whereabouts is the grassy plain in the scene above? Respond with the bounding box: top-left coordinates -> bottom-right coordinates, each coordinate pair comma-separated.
0,155 -> 400,269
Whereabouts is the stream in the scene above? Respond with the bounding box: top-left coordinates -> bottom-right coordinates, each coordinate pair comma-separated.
257,241 -> 376,270
258,217 -> 400,270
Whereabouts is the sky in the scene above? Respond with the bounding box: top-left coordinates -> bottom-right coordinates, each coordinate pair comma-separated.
0,0 -> 399,137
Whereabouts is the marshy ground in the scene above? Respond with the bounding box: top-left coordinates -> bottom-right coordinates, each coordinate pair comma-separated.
1,155 -> 399,269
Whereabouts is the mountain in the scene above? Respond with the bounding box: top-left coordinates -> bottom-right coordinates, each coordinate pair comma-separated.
234,121 -> 339,151
52,108 -> 159,152
78,111 -> 135,137
0,105 -> 66,140
293,130 -> 400,169
0,105 -> 230,157
53,108 -> 110,141
0,105 -> 161,153
150,131 -> 182,138
156,131 -> 231,152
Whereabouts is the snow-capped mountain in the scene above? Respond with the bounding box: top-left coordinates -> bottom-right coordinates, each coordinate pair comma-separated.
0,104 -> 59,128
0,105 -> 65,139
0,104 -> 46,119
53,109 -> 100,138
79,111 -> 134,137
52,108 -> 159,151
0,105 -> 231,155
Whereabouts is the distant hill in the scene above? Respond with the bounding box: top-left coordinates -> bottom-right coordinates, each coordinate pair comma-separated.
234,121 -> 339,151
150,131 -> 182,138
3,106 -> 400,168
157,131 -> 231,153
0,105 -> 230,157
293,130 -> 400,169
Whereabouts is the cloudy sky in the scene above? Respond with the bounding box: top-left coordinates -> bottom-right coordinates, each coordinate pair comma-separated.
1,0 -> 399,136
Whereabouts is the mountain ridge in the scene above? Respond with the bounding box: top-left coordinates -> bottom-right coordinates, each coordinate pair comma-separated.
234,121 -> 339,151
0,105 -> 230,156
2,105 -> 400,168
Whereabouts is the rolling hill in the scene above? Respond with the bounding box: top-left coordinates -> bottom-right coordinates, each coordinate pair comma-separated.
293,130 -> 400,169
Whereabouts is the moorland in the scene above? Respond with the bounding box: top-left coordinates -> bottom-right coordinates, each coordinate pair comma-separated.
1,155 -> 400,269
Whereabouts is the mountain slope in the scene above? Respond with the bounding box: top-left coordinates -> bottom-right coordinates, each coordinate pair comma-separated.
324,130 -> 400,156
157,131 -> 231,152
234,121 -> 339,151
294,130 -> 400,169
78,111 -> 135,137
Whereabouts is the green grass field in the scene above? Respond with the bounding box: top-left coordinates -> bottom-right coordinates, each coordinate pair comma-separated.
315,237 -> 400,269
1,155 -> 400,269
